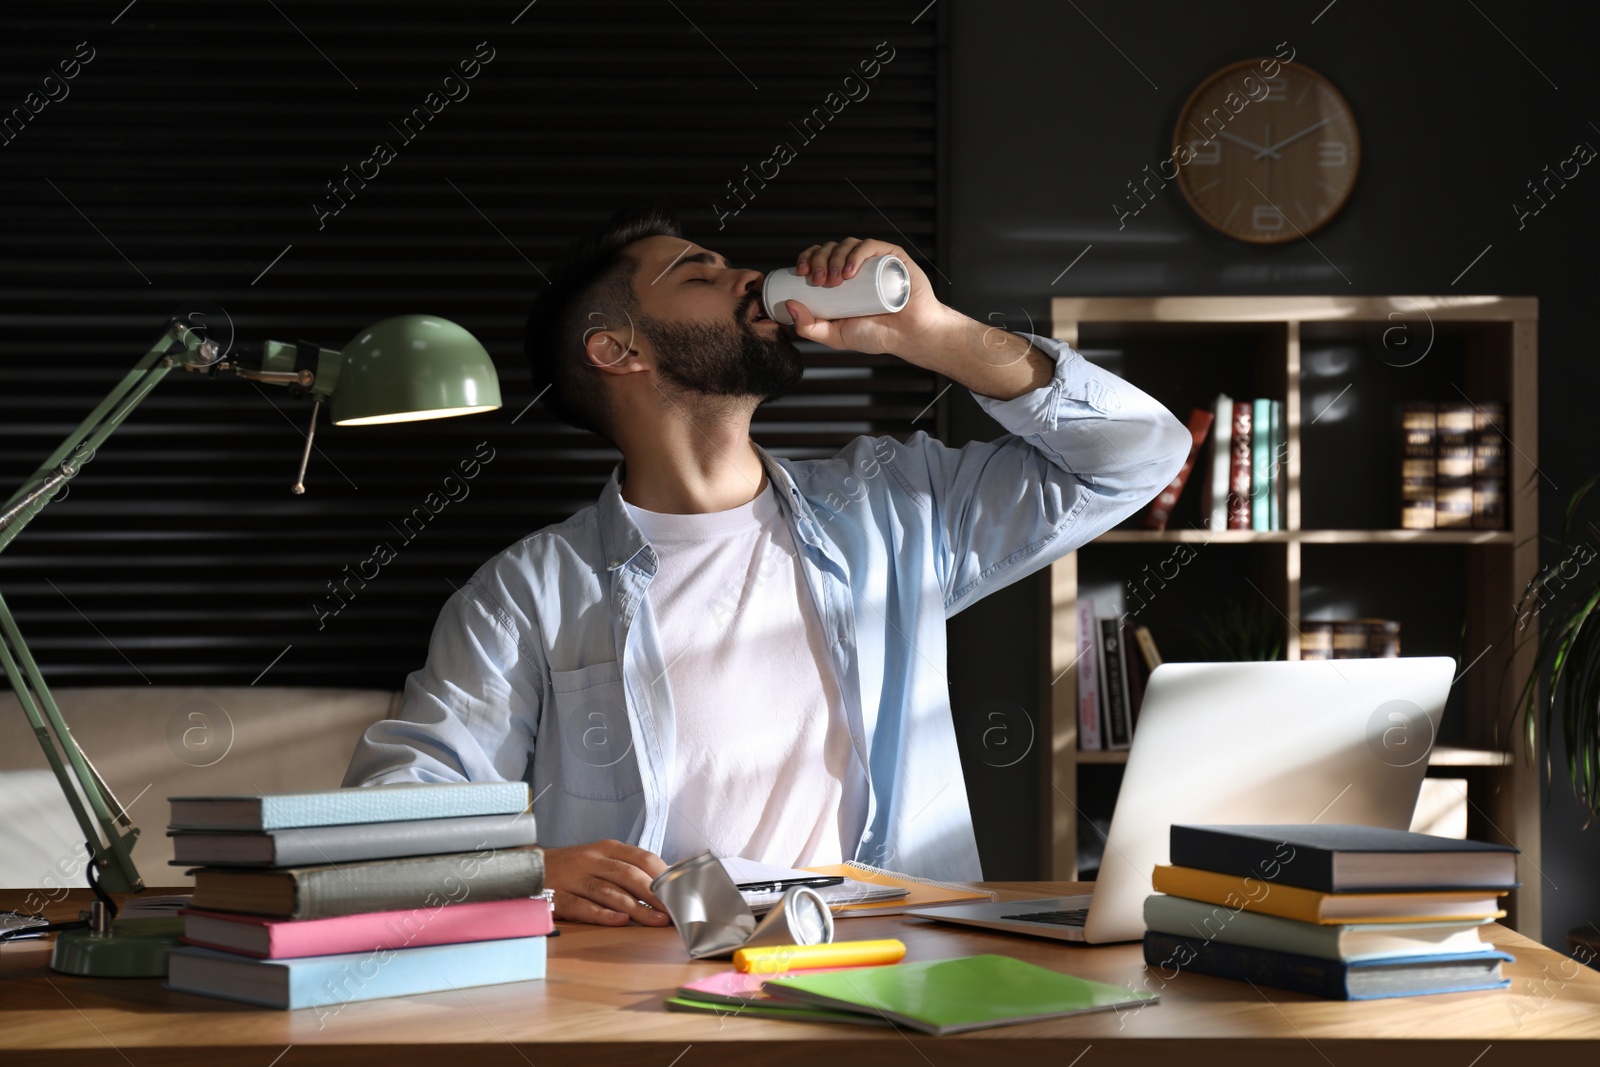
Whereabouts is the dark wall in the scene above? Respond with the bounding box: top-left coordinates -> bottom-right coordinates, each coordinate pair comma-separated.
942,0 -> 1600,948
0,1 -> 941,687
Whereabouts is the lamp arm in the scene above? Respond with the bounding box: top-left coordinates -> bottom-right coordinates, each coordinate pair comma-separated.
0,319 -> 212,895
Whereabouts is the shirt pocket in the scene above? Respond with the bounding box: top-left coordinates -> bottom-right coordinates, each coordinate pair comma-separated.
542,660 -> 645,801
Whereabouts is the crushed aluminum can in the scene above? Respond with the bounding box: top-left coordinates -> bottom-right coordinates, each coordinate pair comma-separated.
651,850 -> 835,960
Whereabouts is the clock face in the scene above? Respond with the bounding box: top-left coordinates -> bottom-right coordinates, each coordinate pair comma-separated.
1172,59 -> 1360,244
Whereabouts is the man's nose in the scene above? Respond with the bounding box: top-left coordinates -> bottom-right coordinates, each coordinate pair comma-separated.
737,268 -> 764,295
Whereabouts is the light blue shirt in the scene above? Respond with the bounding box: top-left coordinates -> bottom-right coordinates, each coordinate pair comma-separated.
344,333 -> 1191,882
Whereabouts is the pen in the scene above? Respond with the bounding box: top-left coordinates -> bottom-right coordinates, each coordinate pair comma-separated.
736,876 -> 845,894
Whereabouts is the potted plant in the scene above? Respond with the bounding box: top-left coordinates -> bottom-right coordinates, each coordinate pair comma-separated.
1507,475 -> 1600,826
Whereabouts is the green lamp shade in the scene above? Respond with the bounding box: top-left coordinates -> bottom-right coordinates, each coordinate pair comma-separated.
329,314 -> 502,426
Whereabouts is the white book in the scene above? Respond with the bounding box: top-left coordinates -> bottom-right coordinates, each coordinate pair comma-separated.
1206,392 -> 1233,531
1144,893 -> 1492,962
1076,598 -> 1102,750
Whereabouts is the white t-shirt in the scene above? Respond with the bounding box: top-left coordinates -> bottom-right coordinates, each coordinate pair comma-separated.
624,482 -> 867,869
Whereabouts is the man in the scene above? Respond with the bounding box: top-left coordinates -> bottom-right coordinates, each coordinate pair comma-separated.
345,203 -> 1190,926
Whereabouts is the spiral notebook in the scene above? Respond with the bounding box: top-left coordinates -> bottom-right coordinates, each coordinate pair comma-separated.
793,861 -> 997,917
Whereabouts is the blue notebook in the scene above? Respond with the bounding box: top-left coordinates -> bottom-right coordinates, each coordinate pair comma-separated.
166,936 -> 547,1009
1144,931 -> 1512,1000
168,782 -> 531,831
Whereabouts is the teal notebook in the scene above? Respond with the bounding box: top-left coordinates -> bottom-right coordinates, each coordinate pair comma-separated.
761,954 -> 1157,1035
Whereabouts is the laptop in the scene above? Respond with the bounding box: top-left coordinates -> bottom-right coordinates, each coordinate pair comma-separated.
904,657 -> 1455,944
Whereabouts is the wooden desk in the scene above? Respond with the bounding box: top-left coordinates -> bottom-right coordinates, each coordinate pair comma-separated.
4,884 -> 1598,1066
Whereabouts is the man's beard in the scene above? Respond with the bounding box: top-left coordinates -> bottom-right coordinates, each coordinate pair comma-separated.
639,296 -> 804,403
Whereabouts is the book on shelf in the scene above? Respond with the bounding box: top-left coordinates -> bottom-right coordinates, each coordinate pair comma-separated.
1203,392 -> 1233,531
1302,618 -> 1401,660
1122,622 -> 1148,729
1299,621 -> 1333,660
1397,399 -> 1507,530
1098,617 -> 1133,750
1365,618 -> 1401,657
1143,407 -> 1214,530
1401,401 -> 1437,529
1132,625 -> 1163,672
166,936 -> 548,1010
187,846 -> 547,920
1227,400 -> 1253,529
180,897 -> 554,959
1250,397 -> 1272,532
1331,620 -> 1371,659
1167,824 -> 1519,893
1143,894 -> 1494,963
1142,931 -> 1511,1000
1268,399 -> 1284,531
1435,401 -> 1475,528
169,811 -> 538,868
1474,401 -> 1508,529
167,781 -> 531,832
1076,598 -> 1102,751
1150,864 -> 1507,924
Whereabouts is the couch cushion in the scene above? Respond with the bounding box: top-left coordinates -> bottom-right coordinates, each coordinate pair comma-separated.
0,687 -> 398,889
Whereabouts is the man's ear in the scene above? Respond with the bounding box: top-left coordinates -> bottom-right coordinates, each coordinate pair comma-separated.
581,312 -> 647,376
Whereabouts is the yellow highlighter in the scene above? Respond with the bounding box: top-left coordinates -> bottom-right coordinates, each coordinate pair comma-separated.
733,938 -> 907,974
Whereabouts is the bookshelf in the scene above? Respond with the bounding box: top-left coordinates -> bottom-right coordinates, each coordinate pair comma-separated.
1040,296 -> 1541,935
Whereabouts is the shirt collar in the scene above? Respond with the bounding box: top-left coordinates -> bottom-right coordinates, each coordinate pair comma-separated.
596,443 -> 828,572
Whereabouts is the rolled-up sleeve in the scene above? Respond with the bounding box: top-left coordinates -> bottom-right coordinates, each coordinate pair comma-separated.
342,579 -> 543,788
887,332 -> 1191,615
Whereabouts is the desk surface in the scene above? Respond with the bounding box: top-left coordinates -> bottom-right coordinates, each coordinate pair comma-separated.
4,883 -> 1598,1066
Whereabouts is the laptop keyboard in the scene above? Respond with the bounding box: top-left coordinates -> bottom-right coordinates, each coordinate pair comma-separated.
1000,908 -> 1088,927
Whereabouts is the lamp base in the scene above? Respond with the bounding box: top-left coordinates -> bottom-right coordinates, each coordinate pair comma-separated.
50,917 -> 185,977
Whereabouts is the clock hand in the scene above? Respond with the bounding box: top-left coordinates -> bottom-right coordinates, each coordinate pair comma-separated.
1217,129 -> 1280,160
1252,116 -> 1334,159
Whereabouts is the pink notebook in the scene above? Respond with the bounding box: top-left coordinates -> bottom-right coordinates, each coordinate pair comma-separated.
678,965 -> 864,1007
180,896 -> 552,959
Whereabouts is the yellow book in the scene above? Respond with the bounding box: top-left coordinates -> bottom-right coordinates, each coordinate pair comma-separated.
1151,865 -> 1507,925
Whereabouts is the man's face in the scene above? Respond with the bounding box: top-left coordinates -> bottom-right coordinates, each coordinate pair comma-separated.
623,235 -> 804,402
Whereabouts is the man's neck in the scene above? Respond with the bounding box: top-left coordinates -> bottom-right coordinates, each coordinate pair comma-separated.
617,401 -> 767,514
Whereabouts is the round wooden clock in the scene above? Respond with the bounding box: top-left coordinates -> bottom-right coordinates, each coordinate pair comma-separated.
1172,59 -> 1360,244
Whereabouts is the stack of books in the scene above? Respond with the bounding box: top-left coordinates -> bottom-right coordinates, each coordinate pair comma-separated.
1144,824 -> 1519,1000
1140,395 -> 1286,532
1401,400 -> 1507,530
1075,600 -> 1162,751
164,782 -> 551,1011
1197,393 -> 1285,531
1299,617 -> 1401,659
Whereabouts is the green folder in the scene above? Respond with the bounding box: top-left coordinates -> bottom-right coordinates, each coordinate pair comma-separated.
760,954 -> 1158,1035
664,995 -> 894,1028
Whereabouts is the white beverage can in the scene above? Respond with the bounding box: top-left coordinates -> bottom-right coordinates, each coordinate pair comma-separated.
762,253 -> 911,326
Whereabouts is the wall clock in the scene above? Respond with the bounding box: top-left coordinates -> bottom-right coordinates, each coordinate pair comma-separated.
1172,59 -> 1360,244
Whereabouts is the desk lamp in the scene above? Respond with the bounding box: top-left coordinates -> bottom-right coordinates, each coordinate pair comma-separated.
0,312 -> 501,975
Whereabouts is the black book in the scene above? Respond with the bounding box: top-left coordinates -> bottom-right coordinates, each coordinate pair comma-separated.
1143,931 -> 1511,1001
1098,618 -> 1132,749
1170,824 -> 1519,893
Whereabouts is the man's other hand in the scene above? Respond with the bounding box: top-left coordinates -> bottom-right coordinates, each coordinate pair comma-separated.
541,839 -> 673,926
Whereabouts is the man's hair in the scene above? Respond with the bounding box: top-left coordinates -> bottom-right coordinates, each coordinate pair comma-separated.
523,202 -> 683,442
